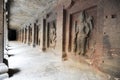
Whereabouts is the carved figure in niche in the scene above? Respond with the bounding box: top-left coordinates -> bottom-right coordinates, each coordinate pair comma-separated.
74,11 -> 93,55
49,21 -> 56,48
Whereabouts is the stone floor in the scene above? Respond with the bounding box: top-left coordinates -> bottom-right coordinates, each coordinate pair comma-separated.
4,41 -> 107,80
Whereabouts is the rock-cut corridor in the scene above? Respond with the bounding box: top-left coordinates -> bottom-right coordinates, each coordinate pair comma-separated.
4,42 -> 107,80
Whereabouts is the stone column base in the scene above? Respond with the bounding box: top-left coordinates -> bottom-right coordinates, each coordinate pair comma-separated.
0,63 -> 9,79
62,52 -> 68,61
42,47 -> 46,51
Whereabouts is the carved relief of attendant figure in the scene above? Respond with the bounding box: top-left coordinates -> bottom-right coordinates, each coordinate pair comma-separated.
49,22 -> 56,48
75,11 -> 93,55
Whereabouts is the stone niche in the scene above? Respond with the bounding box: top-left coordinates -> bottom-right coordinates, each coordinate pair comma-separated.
48,21 -> 56,48
69,7 -> 97,57
44,11 -> 57,50
63,0 -> 98,62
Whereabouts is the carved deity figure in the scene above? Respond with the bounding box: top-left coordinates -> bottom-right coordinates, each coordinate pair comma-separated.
49,22 -> 56,48
75,11 -> 93,55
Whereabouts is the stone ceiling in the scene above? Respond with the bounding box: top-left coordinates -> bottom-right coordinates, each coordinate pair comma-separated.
9,0 -> 59,30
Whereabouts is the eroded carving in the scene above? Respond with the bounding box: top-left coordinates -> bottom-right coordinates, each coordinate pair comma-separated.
49,21 -> 56,48
74,11 -> 94,56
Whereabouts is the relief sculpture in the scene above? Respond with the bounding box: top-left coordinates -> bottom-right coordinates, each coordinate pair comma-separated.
74,11 -> 93,56
49,21 -> 56,48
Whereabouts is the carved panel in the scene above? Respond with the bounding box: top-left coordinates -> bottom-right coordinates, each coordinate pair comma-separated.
45,11 -> 57,49
48,21 -> 57,49
69,6 -> 97,57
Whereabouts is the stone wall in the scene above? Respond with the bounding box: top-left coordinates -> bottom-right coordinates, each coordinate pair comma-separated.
98,0 -> 120,79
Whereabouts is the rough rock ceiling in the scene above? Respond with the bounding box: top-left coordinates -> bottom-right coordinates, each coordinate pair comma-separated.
10,0 -> 58,29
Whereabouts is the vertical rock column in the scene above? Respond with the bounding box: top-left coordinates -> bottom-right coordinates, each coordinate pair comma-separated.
26,26 -> 29,45
22,29 -> 24,43
20,29 -> 22,42
40,18 -> 43,50
28,25 -> 30,45
23,27 -> 26,43
56,5 -> 65,59
42,18 -> 47,51
32,24 -> 35,47
0,0 -> 8,79
23,28 -> 24,43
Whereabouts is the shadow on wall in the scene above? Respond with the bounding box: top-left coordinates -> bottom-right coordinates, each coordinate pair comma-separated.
8,29 -> 17,41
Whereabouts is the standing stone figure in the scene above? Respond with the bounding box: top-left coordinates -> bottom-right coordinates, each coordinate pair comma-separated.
75,11 -> 93,55
49,22 -> 56,48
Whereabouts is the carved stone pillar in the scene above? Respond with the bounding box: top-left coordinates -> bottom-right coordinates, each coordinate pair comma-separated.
28,25 -> 31,45
24,27 -> 26,43
25,27 -> 27,43
34,22 -> 37,46
39,18 -> 43,50
0,0 -> 8,79
30,26 -> 32,45
36,24 -> 39,45
22,29 -> 24,43
21,29 -> 22,42
38,25 -> 41,46
26,26 -> 29,44
45,20 -> 48,49
20,29 -> 22,42
32,24 -> 35,47
42,18 -> 47,51
23,28 -> 25,43
0,0 -> 4,63
22,28 -> 24,43
56,5 -> 66,59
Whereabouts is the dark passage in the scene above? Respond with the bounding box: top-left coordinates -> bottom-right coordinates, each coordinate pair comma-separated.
8,29 -> 17,41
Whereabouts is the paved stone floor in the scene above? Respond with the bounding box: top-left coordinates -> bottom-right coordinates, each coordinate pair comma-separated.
4,41 -> 107,80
